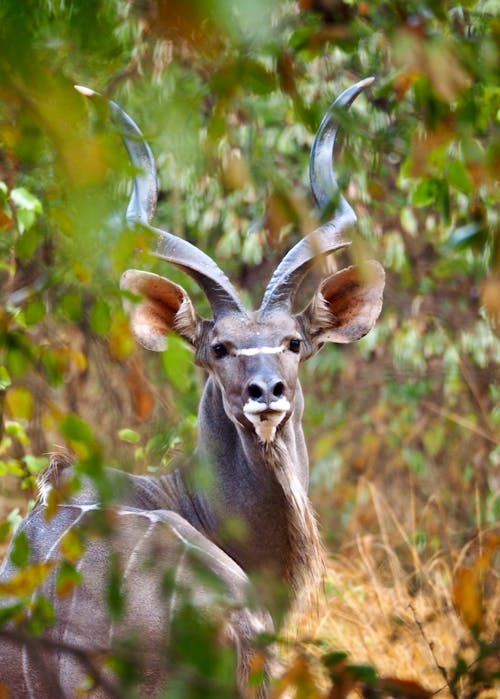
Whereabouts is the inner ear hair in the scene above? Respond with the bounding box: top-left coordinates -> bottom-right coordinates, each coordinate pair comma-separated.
173,296 -> 199,344
121,269 -> 199,350
308,260 -> 385,344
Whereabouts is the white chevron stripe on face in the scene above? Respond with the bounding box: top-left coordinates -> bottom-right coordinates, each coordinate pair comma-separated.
234,345 -> 285,356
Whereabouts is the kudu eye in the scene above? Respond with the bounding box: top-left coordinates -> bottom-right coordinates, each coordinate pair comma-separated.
212,343 -> 229,359
288,339 -> 301,354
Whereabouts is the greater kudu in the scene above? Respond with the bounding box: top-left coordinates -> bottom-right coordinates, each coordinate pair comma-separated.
0,78 -> 385,698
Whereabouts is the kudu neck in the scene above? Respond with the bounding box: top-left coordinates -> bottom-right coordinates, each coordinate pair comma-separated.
182,375 -> 323,614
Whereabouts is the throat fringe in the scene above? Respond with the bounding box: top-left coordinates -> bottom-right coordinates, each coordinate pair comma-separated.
265,441 -> 325,611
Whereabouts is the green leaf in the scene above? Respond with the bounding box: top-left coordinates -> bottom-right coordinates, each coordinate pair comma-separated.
59,292 -> 82,322
27,595 -> 55,634
161,334 -> 193,392
15,224 -> 43,257
447,160 -> 472,194
61,414 -> 94,445
347,663 -> 378,684
10,188 -> 42,234
11,196 -> 41,235
412,179 -> 437,207
10,187 -> 42,213
23,454 -> 49,475
118,428 -> 141,444
322,650 -> 349,668
106,554 -> 124,620
0,601 -> 24,625
0,366 -> 11,390
402,447 -> 428,475
0,521 -> 11,543
9,531 -> 31,568
56,561 -> 83,597
23,298 -> 46,326
89,298 -> 111,334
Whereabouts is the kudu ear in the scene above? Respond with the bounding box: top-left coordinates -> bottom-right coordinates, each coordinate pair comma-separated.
302,260 -> 385,348
121,270 -> 200,351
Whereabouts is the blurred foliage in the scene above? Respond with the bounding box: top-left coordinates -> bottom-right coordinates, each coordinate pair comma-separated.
0,0 -> 499,695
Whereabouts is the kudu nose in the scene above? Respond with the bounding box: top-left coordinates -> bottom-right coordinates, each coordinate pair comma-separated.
247,378 -> 285,404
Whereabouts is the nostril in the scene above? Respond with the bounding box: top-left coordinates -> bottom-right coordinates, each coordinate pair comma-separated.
273,381 -> 285,398
248,384 -> 263,400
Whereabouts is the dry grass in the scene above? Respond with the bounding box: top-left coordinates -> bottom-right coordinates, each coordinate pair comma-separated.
281,486 -> 500,699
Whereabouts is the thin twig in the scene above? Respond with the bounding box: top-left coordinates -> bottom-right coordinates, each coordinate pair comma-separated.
409,603 -> 457,699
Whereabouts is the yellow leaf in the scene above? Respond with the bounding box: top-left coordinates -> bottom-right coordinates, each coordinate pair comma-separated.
59,528 -> 85,562
0,561 -> 55,597
108,312 -> 135,360
44,486 -> 63,522
5,386 -> 34,420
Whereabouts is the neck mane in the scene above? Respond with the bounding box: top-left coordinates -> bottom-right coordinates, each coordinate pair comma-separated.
263,439 -> 325,608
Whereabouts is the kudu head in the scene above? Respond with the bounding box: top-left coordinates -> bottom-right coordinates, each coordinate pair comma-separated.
78,79 -> 384,444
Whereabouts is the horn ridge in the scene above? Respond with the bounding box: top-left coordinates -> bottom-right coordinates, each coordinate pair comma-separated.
75,85 -> 246,318
310,76 -> 375,214
259,77 -> 374,318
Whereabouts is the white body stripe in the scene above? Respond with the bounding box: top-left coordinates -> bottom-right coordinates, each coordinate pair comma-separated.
23,506 -> 89,696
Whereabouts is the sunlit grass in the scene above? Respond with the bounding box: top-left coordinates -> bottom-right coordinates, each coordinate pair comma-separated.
280,485 -> 500,698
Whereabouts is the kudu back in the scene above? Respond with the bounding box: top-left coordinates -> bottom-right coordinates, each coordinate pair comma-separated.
0,78 -> 385,698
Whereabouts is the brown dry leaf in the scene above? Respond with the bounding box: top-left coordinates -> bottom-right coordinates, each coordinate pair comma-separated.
367,180 -> 385,200
409,120 -> 455,177
426,43 -> 471,102
394,70 -> 420,101
326,664 -> 356,699
265,190 -> 315,248
126,358 -> 155,421
480,275 -> 500,332
0,683 -> 9,699
277,51 -> 296,96
452,528 -> 500,631
265,193 -> 292,247
393,30 -> 470,102
0,209 -> 13,229
271,654 -> 323,699
0,561 -> 55,596
246,651 -> 267,699
139,0 -> 225,54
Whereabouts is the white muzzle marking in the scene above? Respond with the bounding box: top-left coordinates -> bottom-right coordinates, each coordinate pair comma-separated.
243,398 -> 290,443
